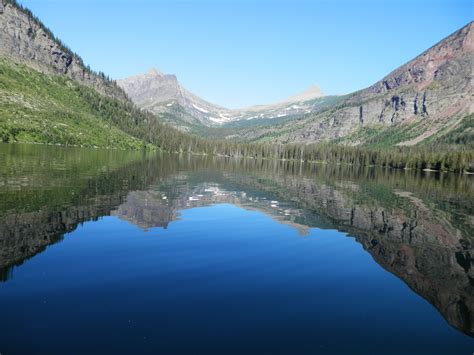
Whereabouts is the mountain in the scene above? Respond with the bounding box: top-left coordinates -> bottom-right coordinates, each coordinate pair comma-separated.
118,68 -> 328,131
0,0 -> 126,100
117,68 -> 231,128
0,0 -> 210,152
235,22 -> 473,146
120,22 -> 473,147
0,0 -> 472,168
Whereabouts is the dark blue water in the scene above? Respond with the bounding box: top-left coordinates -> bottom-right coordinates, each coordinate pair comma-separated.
0,144 -> 473,354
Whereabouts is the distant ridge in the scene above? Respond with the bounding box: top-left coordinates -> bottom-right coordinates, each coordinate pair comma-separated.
278,85 -> 325,104
118,69 -> 327,129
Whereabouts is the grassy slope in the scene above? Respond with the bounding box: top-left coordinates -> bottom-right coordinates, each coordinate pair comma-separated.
0,58 -> 143,149
428,114 -> 474,147
245,109 -> 474,148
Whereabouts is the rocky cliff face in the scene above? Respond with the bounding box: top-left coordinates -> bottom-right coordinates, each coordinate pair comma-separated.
118,68 -> 229,127
251,22 -> 473,145
118,68 -> 182,107
0,1 -> 126,100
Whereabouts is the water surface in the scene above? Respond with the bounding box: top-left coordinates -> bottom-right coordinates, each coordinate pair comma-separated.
0,144 -> 473,354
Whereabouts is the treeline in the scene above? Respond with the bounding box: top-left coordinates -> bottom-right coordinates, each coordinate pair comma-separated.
75,83 -> 474,173
244,143 -> 474,173
201,142 -> 473,173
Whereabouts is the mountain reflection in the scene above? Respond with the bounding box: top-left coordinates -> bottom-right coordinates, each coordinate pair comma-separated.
112,183 -> 312,235
0,144 -> 472,337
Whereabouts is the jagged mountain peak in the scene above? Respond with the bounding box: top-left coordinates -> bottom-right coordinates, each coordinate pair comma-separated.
128,68 -> 176,80
147,68 -> 165,77
117,68 -> 181,108
118,69 -> 328,128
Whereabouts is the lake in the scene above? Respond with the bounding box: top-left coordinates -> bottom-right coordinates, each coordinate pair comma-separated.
0,143 -> 473,354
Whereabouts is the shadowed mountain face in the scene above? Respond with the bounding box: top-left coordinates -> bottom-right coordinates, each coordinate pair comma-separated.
0,144 -> 473,337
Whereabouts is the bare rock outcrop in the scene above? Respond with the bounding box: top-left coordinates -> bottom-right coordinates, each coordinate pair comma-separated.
0,1 -> 126,100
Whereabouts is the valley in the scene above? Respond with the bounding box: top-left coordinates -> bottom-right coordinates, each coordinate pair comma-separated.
118,23 -> 473,147
0,0 -> 472,172
0,1 -> 473,353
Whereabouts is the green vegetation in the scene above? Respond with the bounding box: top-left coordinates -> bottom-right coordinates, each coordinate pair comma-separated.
335,122 -> 424,148
431,114 -> 474,147
4,0 -> 123,96
221,142 -> 474,173
0,58 -> 143,148
336,114 -> 474,149
1,57 -> 473,173
1,0 -> 473,182
0,58 -> 202,151
0,143 -> 150,215
2,143 -> 472,283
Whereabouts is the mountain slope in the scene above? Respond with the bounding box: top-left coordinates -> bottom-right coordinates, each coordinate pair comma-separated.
117,68 -> 230,128
0,0 -> 127,100
0,57 -> 145,147
119,22 -> 473,146
0,1 -> 209,152
239,22 -> 473,146
118,68 -> 327,130
0,0 -> 472,172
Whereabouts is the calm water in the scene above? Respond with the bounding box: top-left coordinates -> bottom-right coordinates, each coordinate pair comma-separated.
0,143 -> 473,355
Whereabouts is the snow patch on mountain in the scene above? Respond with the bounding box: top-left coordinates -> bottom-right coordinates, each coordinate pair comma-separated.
118,68 -> 327,127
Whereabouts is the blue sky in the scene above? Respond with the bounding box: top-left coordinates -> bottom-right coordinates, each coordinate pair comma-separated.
20,0 -> 472,108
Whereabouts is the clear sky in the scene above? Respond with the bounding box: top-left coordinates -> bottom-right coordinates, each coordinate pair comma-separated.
19,0 -> 472,108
